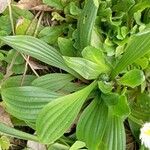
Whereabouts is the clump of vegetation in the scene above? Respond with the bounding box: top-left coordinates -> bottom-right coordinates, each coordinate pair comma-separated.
0,0 -> 150,149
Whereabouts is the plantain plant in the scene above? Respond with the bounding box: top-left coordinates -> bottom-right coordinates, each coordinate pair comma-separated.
0,0 -> 150,150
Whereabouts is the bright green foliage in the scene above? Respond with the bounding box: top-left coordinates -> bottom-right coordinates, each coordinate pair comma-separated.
109,95 -> 131,120
63,56 -> 108,80
0,0 -> 150,149
32,73 -> 75,91
77,96 -> 109,149
82,46 -> 110,72
98,95 -> 130,150
38,25 -> 65,45
111,30 -> 150,78
98,116 -> 126,150
58,37 -> 75,56
76,0 -> 100,50
101,92 -> 120,106
0,136 -> 10,150
118,69 -> 145,88
77,95 -> 130,150
69,141 -> 86,150
129,93 -> 150,141
0,36 -> 80,79
98,81 -> 113,94
1,87 -> 61,122
1,75 -> 36,89
36,81 -> 97,144
0,123 -> 38,141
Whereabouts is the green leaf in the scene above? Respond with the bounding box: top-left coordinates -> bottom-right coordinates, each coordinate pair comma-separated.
38,25 -> 65,45
134,57 -> 149,70
0,52 -> 5,61
98,116 -> 126,150
43,0 -> 63,10
12,64 -> 25,74
63,56 -> 105,80
98,81 -> 113,94
118,69 -> 145,88
129,0 -> 150,15
101,92 -> 120,106
109,95 -> 131,120
11,5 -> 34,20
0,15 -> 11,35
77,96 -> 109,149
82,46 -> 108,67
1,75 -> 36,89
0,122 -> 38,142
4,49 -> 24,65
58,37 -> 75,56
0,36 -> 80,79
112,0 -> 135,12
69,141 -> 86,150
127,93 -> 149,141
1,86 -> 61,122
0,136 -> 10,150
130,93 -> 150,123
111,30 -> 150,78
52,12 -> 66,21
48,143 -> 69,150
91,27 -> 103,49
32,73 -> 75,91
15,18 -> 31,35
61,82 -> 86,93
36,81 -> 97,144
69,2 -> 81,16
76,0 -> 100,50
98,96 -> 130,150
77,94 -> 130,150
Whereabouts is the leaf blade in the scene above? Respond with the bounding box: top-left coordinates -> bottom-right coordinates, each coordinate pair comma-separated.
111,30 -> 150,78
1,86 -> 61,122
0,36 -> 80,78
63,56 -> 105,80
77,96 -> 108,149
32,73 -> 75,91
36,81 -> 97,144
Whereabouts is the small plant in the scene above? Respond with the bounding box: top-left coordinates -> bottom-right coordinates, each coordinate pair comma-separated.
0,0 -> 150,149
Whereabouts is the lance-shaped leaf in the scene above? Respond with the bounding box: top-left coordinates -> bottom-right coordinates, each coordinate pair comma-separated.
36,81 -> 97,144
118,69 -> 145,88
63,56 -> 105,80
0,122 -> 38,142
76,0 -> 100,50
111,30 -> 150,78
0,36 -> 80,79
98,116 -> 126,150
98,95 -> 131,150
77,96 -> 109,149
1,86 -> 61,122
1,75 -> 36,89
32,73 -> 75,91
77,95 -> 130,150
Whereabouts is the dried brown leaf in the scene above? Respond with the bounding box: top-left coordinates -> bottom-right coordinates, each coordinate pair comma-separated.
29,59 -> 48,70
31,5 -> 53,11
16,0 -> 52,11
0,0 -> 10,13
